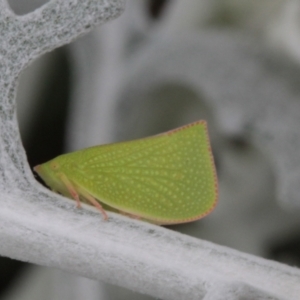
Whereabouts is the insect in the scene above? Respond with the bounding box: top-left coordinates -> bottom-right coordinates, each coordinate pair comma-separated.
34,121 -> 218,225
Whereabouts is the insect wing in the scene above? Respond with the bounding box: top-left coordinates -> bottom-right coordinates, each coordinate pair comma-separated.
66,121 -> 217,224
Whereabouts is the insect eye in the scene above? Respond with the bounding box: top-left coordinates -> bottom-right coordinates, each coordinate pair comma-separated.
50,162 -> 59,170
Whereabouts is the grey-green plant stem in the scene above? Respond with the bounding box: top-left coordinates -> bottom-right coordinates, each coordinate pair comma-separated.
0,0 -> 299,299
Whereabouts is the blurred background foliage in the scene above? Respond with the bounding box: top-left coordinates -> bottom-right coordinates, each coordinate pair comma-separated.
1,0 -> 300,299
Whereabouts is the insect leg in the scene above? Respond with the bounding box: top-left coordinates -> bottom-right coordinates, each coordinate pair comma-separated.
119,211 -> 141,220
77,189 -> 108,221
58,173 -> 108,220
58,173 -> 82,208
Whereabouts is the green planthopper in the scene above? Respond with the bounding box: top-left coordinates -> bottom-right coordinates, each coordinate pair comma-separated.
34,121 -> 218,225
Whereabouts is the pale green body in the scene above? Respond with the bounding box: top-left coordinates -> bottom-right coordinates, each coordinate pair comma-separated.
34,121 -> 218,225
